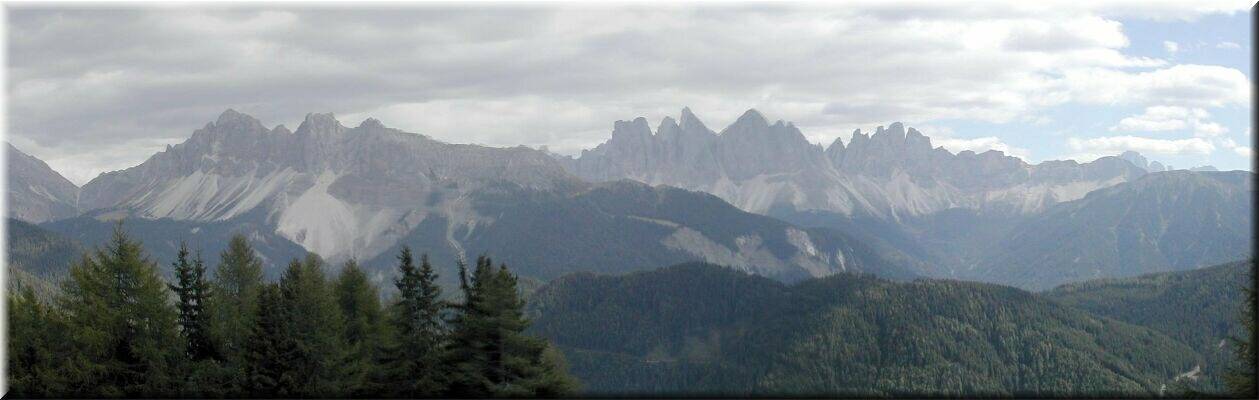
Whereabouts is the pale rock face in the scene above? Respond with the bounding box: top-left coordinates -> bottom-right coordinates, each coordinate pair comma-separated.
659,226 -> 841,279
564,108 -> 1147,219
5,143 -> 81,223
79,109 -> 579,262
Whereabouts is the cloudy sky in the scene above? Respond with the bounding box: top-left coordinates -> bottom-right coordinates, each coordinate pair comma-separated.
5,1 -> 1253,185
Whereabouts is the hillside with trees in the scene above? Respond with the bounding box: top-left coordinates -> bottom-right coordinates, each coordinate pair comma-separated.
1046,260 -> 1254,393
529,263 -> 1204,396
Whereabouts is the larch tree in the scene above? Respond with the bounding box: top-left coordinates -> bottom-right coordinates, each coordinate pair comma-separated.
334,259 -> 388,395
56,222 -> 184,397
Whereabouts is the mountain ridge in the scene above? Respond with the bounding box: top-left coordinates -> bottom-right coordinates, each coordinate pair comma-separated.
559,108 -> 1150,219
42,109 -> 923,286
5,143 -> 81,223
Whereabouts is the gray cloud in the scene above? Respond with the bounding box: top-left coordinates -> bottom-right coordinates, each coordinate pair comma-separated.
5,3 -> 1251,184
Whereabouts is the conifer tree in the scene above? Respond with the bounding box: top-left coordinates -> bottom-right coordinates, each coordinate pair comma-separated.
385,247 -> 449,396
1226,278 -> 1257,397
272,254 -> 350,397
446,256 -> 576,397
57,222 -> 184,397
209,234 -> 265,376
7,286 -> 73,397
169,242 -> 216,361
334,259 -> 388,395
446,256 -> 495,397
241,283 -> 294,397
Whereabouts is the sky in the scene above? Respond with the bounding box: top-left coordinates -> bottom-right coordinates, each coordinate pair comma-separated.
4,1 -> 1254,185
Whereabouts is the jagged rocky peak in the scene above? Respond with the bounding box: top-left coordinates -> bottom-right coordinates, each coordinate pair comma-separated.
611,117 -> 653,141
296,112 -> 346,136
827,133 -> 848,153
1116,151 -> 1195,173
215,108 -> 261,127
358,117 -> 386,130
678,106 -> 709,132
905,127 -> 932,149
873,122 -> 907,143
657,116 -> 681,137
722,108 -> 771,135
195,109 -> 268,138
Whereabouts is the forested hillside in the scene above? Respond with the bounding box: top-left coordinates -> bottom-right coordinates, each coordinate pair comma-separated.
529,263 -> 1203,396
1046,260 -> 1254,392
5,218 -> 82,298
41,209 -> 310,280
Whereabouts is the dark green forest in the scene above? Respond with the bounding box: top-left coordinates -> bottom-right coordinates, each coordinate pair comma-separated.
528,263 -> 1256,397
1046,260 -> 1256,393
6,224 -> 576,398
5,219 -> 80,299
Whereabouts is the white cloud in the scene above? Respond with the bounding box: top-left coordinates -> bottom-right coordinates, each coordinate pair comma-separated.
1234,146 -> 1253,157
1110,105 -> 1227,137
1063,65 -> 1251,107
1216,41 -> 1242,49
1163,40 -> 1179,54
934,136 -> 1031,160
1067,135 -> 1216,156
1193,122 -> 1228,137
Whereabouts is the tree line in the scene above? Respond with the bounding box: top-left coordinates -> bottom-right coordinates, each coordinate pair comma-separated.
7,224 -> 577,398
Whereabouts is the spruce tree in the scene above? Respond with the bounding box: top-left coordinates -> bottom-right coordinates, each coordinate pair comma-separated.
334,259 -> 387,395
446,256 -> 576,397
241,283 -> 294,397
385,247 -> 449,396
446,256 -> 495,397
57,222 -> 184,397
169,242 -> 216,361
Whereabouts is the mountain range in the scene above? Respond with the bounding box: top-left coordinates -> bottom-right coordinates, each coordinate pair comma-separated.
9,110 -> 929,286
5,108 -> 1253,289
559,108 -> 1149,219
